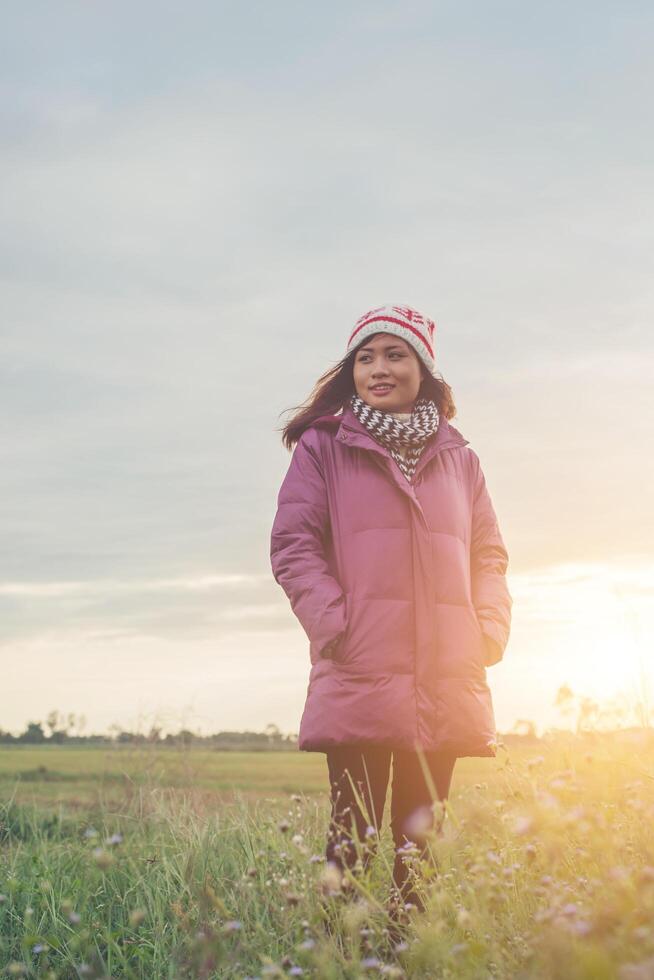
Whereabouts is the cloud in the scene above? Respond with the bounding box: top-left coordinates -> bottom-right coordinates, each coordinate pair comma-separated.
0,573 -> 268,597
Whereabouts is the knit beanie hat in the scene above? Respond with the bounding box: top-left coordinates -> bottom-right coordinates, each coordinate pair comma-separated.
346,304 -> 436,374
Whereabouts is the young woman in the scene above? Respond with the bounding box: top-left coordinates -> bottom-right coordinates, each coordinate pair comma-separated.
270,304 -> 512,913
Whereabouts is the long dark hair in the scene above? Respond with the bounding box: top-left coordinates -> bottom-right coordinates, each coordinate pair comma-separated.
278,334 -> 457,450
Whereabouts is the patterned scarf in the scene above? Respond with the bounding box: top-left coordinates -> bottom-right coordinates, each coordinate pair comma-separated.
349,393 -> 440,482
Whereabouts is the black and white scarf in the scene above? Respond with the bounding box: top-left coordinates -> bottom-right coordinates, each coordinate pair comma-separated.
349,393 -> 440,482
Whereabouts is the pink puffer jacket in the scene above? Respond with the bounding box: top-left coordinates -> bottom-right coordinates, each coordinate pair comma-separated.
270,404 -> 512,757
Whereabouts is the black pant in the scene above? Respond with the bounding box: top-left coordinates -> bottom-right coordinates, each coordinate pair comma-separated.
325,744 -> 456,908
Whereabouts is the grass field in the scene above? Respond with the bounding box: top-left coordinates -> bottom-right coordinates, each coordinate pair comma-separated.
1,732 -> 654,978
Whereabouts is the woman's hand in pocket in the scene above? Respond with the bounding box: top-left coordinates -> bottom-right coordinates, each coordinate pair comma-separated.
482,634 -> 503,667
321,631 -> 345,661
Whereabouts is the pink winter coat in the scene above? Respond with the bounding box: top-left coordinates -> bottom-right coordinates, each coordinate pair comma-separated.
270,403 -> 512,757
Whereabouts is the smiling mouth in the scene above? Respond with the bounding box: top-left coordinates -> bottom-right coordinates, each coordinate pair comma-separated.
370,385 -> 394,392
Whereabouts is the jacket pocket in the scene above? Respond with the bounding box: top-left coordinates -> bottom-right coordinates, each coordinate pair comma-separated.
319,593 -> 351,663
468,606 -> 488,673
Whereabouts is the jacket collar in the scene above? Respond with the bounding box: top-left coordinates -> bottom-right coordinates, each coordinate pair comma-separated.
312,403 -> 469,480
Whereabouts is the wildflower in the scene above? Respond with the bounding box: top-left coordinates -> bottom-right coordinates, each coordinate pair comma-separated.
562,804 -> 586,824
289,969 -> 304,977
106,832 -> 123,846
92,848 -> 114,869
361,957 -> 382,970
456,908 -> 471,926
298,938 -> 316,951
292,834 -> 304,846
129,908 -> 146,927
222,919 -> 242,933
619,955 -> 654,980
319,862 -> 343,896
513,815 -> 533,835
83,827 -> 99,839
403,805 -> 433,837
32,944 -> 47,954
365,825 -> 377,838
309,854 -> 325,864
68,911 -> 81,925
638,867 -> 654,885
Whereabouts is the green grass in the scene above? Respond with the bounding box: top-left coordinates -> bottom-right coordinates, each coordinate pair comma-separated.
1,733 -> 654,978
0,746 -> 500,808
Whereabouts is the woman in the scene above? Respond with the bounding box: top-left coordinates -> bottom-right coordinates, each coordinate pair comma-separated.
270,304 -> 512,913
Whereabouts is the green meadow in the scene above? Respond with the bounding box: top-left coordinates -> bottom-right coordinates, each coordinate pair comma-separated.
1,733 -> 654,978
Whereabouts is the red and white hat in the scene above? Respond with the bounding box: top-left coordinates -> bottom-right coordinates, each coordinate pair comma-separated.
346,304 -> 436,374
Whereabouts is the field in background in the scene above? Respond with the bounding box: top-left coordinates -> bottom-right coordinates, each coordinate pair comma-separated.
0,743 -> 508,810
1,731 -> 654,978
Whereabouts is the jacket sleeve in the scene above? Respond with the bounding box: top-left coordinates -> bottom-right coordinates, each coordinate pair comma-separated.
270,429 -> 347,658
469,451 -> 513,666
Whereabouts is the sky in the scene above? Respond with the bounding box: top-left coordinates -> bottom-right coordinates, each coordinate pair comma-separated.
2,1 -> 653,739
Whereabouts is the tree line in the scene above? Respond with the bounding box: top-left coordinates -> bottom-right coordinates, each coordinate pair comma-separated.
0,713 -> 298,750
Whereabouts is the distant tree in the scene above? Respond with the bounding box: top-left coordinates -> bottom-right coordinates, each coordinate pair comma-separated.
578,696 -> 599,732
512,719 -> 537,738
45,710 -> 60,738
19,721 -> 46,743
555,684 -> 576,716
46,709 -> 76,742
265,723 -> 281,745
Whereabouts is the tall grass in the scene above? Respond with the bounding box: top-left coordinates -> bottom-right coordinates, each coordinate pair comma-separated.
1,730 -> 654,978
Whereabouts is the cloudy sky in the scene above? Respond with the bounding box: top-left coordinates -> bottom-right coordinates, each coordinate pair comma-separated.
3,1 -> 653,739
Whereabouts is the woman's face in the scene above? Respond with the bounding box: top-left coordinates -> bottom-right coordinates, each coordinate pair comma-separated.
352,333 -> 425,414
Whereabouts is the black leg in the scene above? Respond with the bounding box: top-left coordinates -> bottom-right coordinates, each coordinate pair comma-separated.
389,748 -> 457,910
324,743 -> 391,875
